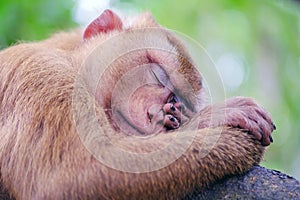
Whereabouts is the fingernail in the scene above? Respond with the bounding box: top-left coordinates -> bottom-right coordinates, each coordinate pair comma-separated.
272,123 -> 276,130
270,135 -> 273,143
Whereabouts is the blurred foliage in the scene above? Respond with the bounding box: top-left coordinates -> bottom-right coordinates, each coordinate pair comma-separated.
1,0 -> 300,179
0,0 -> 76,49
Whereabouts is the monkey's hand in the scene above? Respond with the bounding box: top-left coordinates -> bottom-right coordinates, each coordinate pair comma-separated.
198,97 -> 275,146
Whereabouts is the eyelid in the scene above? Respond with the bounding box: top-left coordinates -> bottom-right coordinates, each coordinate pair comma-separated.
150,63 -> 173,89
151,69 -> 164,86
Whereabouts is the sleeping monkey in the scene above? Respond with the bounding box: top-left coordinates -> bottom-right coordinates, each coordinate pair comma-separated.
0,9 -> 274,199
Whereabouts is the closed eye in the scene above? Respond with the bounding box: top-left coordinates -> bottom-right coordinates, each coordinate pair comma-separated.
151,69 -> 164,87
150,63 -> 172,88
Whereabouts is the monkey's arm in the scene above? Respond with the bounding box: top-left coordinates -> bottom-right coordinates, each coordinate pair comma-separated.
34,84 -> 268,200
57,127 -> 263,200
102,125 -> 265,199
102,128 -> 264,200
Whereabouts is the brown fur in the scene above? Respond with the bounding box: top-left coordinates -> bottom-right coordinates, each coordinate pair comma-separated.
0,12 -> 270,199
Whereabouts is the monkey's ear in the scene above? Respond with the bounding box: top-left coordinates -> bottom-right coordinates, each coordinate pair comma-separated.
83,9 -> 123,40
133,12 -> 159,28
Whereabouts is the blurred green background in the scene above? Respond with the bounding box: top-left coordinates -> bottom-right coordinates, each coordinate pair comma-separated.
1,0 -> 300,179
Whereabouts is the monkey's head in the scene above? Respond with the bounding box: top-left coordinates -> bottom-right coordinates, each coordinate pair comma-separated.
81,10 -> 204,136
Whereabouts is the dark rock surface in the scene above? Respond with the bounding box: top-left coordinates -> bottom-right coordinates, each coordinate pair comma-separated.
187,165 -> 300,200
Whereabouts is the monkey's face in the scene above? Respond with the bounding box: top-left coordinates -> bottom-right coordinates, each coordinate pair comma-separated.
95,48 -> 203,136
124,63 -> 194,135
83,10 -> 204,136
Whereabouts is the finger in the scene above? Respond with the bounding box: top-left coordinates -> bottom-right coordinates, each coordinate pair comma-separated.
255,107 -> 275,132
251,129 -> 263,141
163,103 -> 190,124
257,124 -> 272,146
164,114 -> 180,129
261,131 -> 271,146
257,120 -> 272,141
252,130 -> 271,147
163,103 -> 181,121
225,111 -> 252,132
